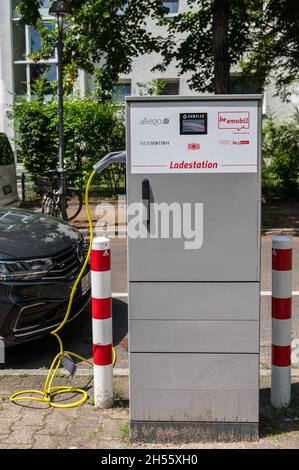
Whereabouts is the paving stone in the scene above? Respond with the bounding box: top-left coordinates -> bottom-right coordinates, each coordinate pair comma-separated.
17,411 -> 50,428
69,415 -> 101,428
32,434 -> 64,449
0,375 -> 297,449
34,417 -> 69,436
102,418 -> 128,439
0,403 -> 23,423
3,427 -> 37,445
0,443 -> 33,449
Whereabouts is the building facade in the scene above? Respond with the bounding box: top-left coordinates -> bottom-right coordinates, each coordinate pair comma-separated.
0,0 -> 299,151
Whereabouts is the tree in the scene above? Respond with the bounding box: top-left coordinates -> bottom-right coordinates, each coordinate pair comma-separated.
212,0 -> 230,93
241,0 -> 299,100
16,0 -> 167,99
155,0 -> 263,94
17,1 -> 299,99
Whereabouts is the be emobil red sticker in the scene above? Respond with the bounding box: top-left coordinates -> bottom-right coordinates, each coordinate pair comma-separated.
218,111 -> 250,131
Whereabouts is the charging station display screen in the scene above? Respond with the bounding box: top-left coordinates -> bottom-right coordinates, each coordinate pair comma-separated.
180,113 -> 207,135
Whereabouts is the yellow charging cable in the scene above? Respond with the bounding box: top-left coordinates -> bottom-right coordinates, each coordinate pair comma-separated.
10,170 -> 116,408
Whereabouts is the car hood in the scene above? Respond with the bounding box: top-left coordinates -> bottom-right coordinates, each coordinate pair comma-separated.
0,207 -> 83,260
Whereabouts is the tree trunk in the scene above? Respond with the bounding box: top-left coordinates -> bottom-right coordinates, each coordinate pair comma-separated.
212,0 -> 230,94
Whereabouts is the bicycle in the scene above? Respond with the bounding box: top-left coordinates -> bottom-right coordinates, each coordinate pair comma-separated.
39,172 -> 83,221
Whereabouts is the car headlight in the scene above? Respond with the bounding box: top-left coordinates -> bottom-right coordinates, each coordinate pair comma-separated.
0,258 -> 53,281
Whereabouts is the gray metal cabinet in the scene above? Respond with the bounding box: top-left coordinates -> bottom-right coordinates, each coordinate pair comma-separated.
126,95 -> 261,442
128,173 -> 260,281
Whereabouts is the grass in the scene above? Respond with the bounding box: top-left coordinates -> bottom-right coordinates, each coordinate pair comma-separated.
260,398 -> 299,438
121,422 -> 130,440
55,370 -> 70,379
89,425 -> 104,440
262,212 -> 291,229
113,387 -> 122,400
87,397 -> 95,406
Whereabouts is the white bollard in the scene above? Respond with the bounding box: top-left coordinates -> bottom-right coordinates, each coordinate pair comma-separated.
271,236 -> 292,408
91,236 -> 113,408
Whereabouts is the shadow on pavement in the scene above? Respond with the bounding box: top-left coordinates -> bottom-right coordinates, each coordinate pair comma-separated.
260,382 -> 299,438
2,299 -> 128,370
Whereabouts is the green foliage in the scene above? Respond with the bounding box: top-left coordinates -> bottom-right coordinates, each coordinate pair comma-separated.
262,111 -> 299,196
30,70 -> 57,102
15,96 -> 125,190
155,0 -> 263,93
120,422 -> 130,440
16,1 -> 299,99
135,79 -> 166,96
16,0 -> 167,99
16,0 -> 41,25
242,0 -> 299,100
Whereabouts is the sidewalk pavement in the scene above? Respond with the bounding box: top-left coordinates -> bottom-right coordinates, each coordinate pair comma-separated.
0,374 -> 298,449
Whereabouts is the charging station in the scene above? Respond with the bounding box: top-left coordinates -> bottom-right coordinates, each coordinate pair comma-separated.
126,95 -> 262,442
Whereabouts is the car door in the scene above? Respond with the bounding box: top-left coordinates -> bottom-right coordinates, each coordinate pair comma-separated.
0,134 -> 18,205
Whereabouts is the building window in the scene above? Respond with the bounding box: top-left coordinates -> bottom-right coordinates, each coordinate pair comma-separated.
12,21 -> 26,61
12,3 -> 57,100
230,75 -> 262,94
112,82 -> 132,103
30,22 -> 55,57
162,1 -> 179,14
13,64 -> 27,96
161,79 -> 180,95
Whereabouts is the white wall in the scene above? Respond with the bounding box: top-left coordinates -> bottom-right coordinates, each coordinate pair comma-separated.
117,0 -> 197,96
0,0 -> 14,142
264,80 -> 299,120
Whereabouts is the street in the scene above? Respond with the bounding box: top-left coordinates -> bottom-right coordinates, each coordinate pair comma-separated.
2,234 -> 299,371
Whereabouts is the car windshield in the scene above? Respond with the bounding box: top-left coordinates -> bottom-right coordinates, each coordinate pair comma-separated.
0,134 -> 14,166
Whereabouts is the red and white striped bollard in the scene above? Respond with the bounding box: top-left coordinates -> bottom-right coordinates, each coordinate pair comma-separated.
91,236 -> 113,408
271,235 -> 292,407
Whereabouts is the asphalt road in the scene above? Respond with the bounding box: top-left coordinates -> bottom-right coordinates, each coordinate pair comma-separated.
3,235 -> 299,370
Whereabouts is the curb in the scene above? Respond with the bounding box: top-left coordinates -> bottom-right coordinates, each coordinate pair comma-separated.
0,368 -> 298,377
262,228 -> 299,236
79,228 -> 299,237
0,367 -> 129,377
260,369 -> 299,376
78,229 -> 127,237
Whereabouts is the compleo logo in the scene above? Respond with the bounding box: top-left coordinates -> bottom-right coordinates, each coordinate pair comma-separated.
140,117 -> 170,126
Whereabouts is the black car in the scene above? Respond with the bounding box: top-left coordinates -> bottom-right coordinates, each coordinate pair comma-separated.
0,207 -> 90,346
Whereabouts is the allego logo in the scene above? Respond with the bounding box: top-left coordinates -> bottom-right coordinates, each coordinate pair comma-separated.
218,111 -> 250,131
140,117 -> 170,126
